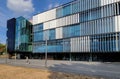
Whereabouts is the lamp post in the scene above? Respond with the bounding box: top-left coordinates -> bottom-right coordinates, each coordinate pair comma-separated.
6,40 -> 8,64
90,52 -> 92,62
15,53 -> 17,60
45,31 -> 48,67
70,52 -> 71,61
69,41 -> 71,61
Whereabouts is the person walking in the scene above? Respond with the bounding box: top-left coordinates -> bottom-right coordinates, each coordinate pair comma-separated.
26,56 -> 30,64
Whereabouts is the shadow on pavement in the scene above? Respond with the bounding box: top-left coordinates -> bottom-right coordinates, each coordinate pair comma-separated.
48,63 -> 105,79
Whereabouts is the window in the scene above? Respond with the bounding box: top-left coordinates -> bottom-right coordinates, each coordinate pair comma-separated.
49,29 -> 55,40
56,7 -> 63,18
63,5 -> 71,16
34,32 -> 43,42
63,24 -> 80,38
33,23 -> 43,32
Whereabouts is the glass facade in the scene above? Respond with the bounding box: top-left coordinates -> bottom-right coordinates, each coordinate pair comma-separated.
34,32 -> 43,41
33,32 -> 120,53
33,40 -> 63,53
7,0 -> 120,61
33,23 -> 43,42
90,33 -> 118,52
49,29 -> 55,40
33,0 -> 120,54
15,17 -> 32,52
63,24 -> 80,38
7,18 -> 16,54
33,23 -> 43,32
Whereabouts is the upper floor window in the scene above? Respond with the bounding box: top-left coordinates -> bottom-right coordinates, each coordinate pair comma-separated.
33,23 -> 43,32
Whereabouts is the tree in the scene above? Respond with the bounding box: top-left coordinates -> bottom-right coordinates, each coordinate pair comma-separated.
0,43 -> 6,55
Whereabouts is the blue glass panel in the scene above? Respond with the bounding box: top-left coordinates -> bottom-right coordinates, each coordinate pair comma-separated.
33,40 -> 63,53
49,29 -> 55,40
63,5 -> 71,16
56,8 -> 63,18
34,32 -> 43,42
63,24 -> 80,38
80,9 -> 101,22
56,4 -> 71,18
33,23 -> 43,32
118,33 -> 120,51
112,39 -> 116,51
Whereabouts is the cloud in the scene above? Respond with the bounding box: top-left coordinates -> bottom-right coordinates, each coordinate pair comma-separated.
54,3 -> 60,7
7,0 -> 34,15
0,11 -> 8,44
0,7 -> 14,44
0,26 -> 7,44
48,4 -> 53,9
0,11 -> 8,27
48,3 -> 60,9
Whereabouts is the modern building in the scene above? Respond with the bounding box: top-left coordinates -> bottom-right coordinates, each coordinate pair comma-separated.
32,0 -> 120,61
7,16 -> 32,58
7,18 -> 16,55
7,0 -> 120,61
15,17 -> 33,58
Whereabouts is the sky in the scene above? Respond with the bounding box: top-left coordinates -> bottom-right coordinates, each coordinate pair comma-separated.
0,0 -> 72,44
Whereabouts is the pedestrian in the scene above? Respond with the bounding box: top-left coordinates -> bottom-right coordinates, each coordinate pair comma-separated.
26,56 -> 30,64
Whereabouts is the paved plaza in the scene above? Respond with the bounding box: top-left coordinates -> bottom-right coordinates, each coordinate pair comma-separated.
0,58 -> 120,79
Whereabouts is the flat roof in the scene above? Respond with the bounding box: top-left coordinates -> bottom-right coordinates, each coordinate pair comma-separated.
33,0 -> 77,16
